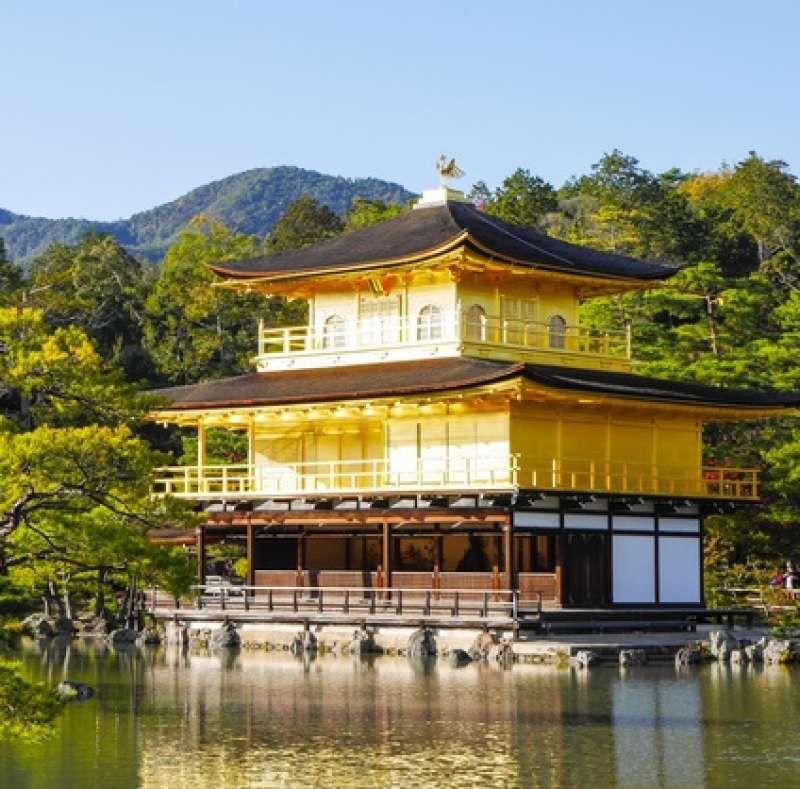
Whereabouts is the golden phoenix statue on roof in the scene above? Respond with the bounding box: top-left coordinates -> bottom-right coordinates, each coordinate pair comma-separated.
436,155 -> 465,186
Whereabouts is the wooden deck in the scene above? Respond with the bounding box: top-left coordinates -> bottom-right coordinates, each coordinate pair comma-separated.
145,585 -> 756,635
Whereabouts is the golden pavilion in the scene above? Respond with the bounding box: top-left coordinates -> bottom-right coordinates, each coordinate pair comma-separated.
152,183 -> 797,610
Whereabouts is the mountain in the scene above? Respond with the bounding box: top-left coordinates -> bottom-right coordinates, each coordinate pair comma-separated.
0,166 -> 416,264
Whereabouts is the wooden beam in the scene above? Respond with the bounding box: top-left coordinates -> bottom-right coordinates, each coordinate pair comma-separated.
382,521 -> 392,590
503,523 -> 513,590
246,521 -> 256,586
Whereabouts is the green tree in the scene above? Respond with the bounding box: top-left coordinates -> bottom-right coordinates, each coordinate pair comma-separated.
0,659 -> 64,739
345,197 -> 406,231
27,232 -> 150,379
143,216 -> 304,385
0,309 -> 194,602
722,152 -> 800,265
265,195 -> 344,252
484,168 -> 558,227
0,239 -> 23,300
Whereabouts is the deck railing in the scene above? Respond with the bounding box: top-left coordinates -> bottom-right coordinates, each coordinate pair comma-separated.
258,312 -> 631,360
153,456 -> 759,500
146,584 -> 521,623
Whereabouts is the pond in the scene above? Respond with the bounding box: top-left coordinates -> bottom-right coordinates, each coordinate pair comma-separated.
1,639 -> 799,787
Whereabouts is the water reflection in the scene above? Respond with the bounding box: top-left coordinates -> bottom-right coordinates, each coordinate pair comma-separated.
2,640 -> 800,788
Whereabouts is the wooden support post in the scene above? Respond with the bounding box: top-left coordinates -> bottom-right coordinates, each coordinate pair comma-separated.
296,533 -> 305,589
554,533 -> 565,606
246,520 -> 256,588
196,526 -> 206,585
503,522 -> 514,591
382,522 -> 392,595
433,533 -> 442,600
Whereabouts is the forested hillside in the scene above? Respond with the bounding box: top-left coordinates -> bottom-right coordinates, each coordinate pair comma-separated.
0,166 -> 414,264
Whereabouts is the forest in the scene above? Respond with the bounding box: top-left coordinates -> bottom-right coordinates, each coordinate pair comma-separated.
1,149 -> 800,732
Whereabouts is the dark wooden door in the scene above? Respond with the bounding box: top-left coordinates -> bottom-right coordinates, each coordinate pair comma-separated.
564,532 -> 609,607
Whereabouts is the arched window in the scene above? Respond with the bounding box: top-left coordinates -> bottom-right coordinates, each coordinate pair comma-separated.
548,314 -> 567,350
417,304 -> 443,341
323,314 -> 346,349
465,304 -> 487,341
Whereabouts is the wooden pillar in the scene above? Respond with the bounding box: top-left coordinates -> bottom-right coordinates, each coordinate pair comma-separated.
296,533 -> 306,587
554,533 -> 565,605
246,520 -> 256,587
503,521 -> 514,591
382,522 -> 392,591
196,526 -> 206,585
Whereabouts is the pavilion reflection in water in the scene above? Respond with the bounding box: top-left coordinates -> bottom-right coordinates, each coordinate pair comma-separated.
132,648 -> 706,787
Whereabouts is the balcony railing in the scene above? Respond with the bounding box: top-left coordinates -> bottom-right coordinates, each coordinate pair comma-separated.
153,456 -> 759,501
257,312 -> 631,361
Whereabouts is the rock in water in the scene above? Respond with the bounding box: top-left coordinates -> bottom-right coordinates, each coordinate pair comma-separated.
136,627 -> 162,646
53,617 -> 75,637
211,622 -> 241,649
487,642 -> 514,664
290,630 -> 317,655
709,630 -> 739,659
448,648 -> 473,667
22,613 -> 50,636
349,629 -> 380,655
58,680 -> 95,701
763,639 -> 795,664
108,628 -> 137,646
34,619 -> 54,638
744,643 -> 763,663
407,628 -> 437,658
468,631 -> 497,661
619,649 -> 648,667
574,650 -> 599,668
674,645 -> 703,666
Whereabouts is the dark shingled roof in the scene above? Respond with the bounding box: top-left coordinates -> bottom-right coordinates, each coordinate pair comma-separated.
523,365 -> 800,408
209,201 -> 681,282
152,358 -> 799,411
152,358 -> 521,409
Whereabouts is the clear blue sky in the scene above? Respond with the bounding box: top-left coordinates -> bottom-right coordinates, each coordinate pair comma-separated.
3,0 -> 799,220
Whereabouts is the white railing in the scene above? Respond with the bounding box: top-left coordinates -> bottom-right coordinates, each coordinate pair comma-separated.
257,312 -> 631,360
153,456 -> 759,500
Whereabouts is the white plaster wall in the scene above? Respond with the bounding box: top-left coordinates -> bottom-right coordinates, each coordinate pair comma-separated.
612,535 -> 656,603
658,537 -> 701,603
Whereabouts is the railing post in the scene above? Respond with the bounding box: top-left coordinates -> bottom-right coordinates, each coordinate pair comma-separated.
283,327 -> 290,354
268,588 -> 273,612
257,318 -> 264,356
625,323 -> 632,358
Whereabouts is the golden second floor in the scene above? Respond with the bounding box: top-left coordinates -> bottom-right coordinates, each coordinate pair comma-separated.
153,387 -> 759,502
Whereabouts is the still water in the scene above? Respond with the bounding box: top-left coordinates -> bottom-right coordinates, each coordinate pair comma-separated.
1,639 -> 799,788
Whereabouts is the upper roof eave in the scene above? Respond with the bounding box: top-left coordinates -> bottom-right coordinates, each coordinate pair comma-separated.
206,202 -> 682,285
